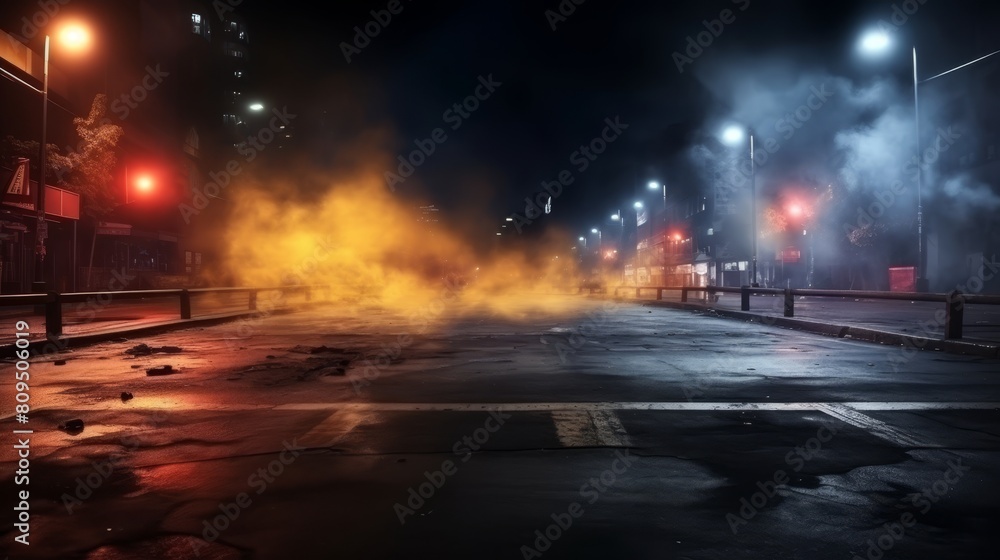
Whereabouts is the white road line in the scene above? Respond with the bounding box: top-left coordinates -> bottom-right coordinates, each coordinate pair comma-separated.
814,403 -> 927,447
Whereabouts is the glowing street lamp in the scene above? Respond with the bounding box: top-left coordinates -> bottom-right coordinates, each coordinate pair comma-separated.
34,21 -> 92,290
859,28 -> 1000,292
722,124 -> 757,286
648,181 -> 665,210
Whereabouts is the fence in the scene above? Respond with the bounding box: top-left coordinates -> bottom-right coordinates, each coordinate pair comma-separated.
0,285 -> 324,339
610,285 -> 1000,340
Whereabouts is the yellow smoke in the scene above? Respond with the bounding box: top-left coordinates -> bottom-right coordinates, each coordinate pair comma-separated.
218,165 -> 587,326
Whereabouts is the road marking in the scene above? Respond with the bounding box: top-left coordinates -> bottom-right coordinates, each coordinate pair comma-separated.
814,403 -> 927,447
299,409 -> 368,447
551,410 -> 632,447
552,410 -> 596,447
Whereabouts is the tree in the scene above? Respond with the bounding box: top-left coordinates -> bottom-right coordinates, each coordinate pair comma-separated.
0,135 -> 73,182
64,94 -> 124,288
66,94 -> 124,220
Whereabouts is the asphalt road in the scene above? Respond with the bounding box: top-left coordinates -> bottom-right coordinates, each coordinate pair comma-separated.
1,295 -> 998,559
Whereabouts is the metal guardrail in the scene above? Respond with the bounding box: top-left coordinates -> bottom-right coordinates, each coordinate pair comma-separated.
0,285 -> 326,339
611,285 -> 1000,341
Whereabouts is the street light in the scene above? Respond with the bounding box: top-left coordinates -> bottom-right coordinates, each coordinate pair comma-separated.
722,124 -> 758,287
34,21 -> 92,292
859,29 -> 1000,292
591,227 -> 602,249
648,181 -> 665,210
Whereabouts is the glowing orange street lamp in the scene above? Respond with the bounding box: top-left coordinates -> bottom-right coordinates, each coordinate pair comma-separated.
35,20 -> 92,291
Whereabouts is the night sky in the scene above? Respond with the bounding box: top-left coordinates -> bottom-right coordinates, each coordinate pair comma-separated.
238,0 -> 998,244
4,0 -> 999,247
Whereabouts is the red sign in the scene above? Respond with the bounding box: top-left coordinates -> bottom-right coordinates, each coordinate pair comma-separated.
779,247 -> 801,263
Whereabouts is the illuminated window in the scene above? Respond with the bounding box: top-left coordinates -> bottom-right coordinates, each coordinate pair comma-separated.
191,13 -> 202,34
234,70 -> 243,78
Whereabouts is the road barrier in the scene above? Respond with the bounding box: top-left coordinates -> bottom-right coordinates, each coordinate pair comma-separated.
611,285 -> 1000,341
0,285 -> 326,339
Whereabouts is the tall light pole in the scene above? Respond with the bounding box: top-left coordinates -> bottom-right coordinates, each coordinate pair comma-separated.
591,227 -> 602,253
32,23 -> 91,292
648,181 -> 665,210
33,34 -> 51,292
859,30 -> 1000,292
722,125 -> 757,286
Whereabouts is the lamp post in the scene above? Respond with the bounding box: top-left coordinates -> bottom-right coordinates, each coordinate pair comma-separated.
32,23 -> 91,292
859,30 -> 1000,292
590,227 -> 602,252
722,126 -> 757,286
648,181 -> 666,210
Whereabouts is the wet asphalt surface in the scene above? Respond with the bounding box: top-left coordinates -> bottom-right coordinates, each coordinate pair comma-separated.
1,294 -> 998,559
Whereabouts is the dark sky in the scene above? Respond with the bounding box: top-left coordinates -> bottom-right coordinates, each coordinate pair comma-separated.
238,0 -> 998,243
5,0 -> 996,244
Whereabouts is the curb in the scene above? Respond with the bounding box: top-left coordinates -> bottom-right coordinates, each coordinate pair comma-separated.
616,297 -> 1000,358
1,306 -> 305,359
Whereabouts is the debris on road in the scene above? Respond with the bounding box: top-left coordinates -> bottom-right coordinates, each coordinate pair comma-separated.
146,365 -> 178,376
58,419 -> 85,433
121,392 -> 134,402
54,359 -> 67,365
126,344 -> 183,356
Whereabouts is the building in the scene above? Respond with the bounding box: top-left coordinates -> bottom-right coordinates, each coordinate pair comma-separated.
0,0 -> 260,292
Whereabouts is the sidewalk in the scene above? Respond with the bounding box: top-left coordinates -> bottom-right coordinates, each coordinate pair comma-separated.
609,291 -> 1000,358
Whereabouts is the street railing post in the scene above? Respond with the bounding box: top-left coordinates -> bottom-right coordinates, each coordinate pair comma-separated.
784,288 -> 794,317
45,292 -> 62,338
741,285 -> 750,311
945,290 -> 964,340
249,289 -> 257,311
681,287 -> 688,302
180,289 -> 191,319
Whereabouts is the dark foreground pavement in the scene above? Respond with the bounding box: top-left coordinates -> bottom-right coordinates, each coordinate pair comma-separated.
1,295 -> 998,559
